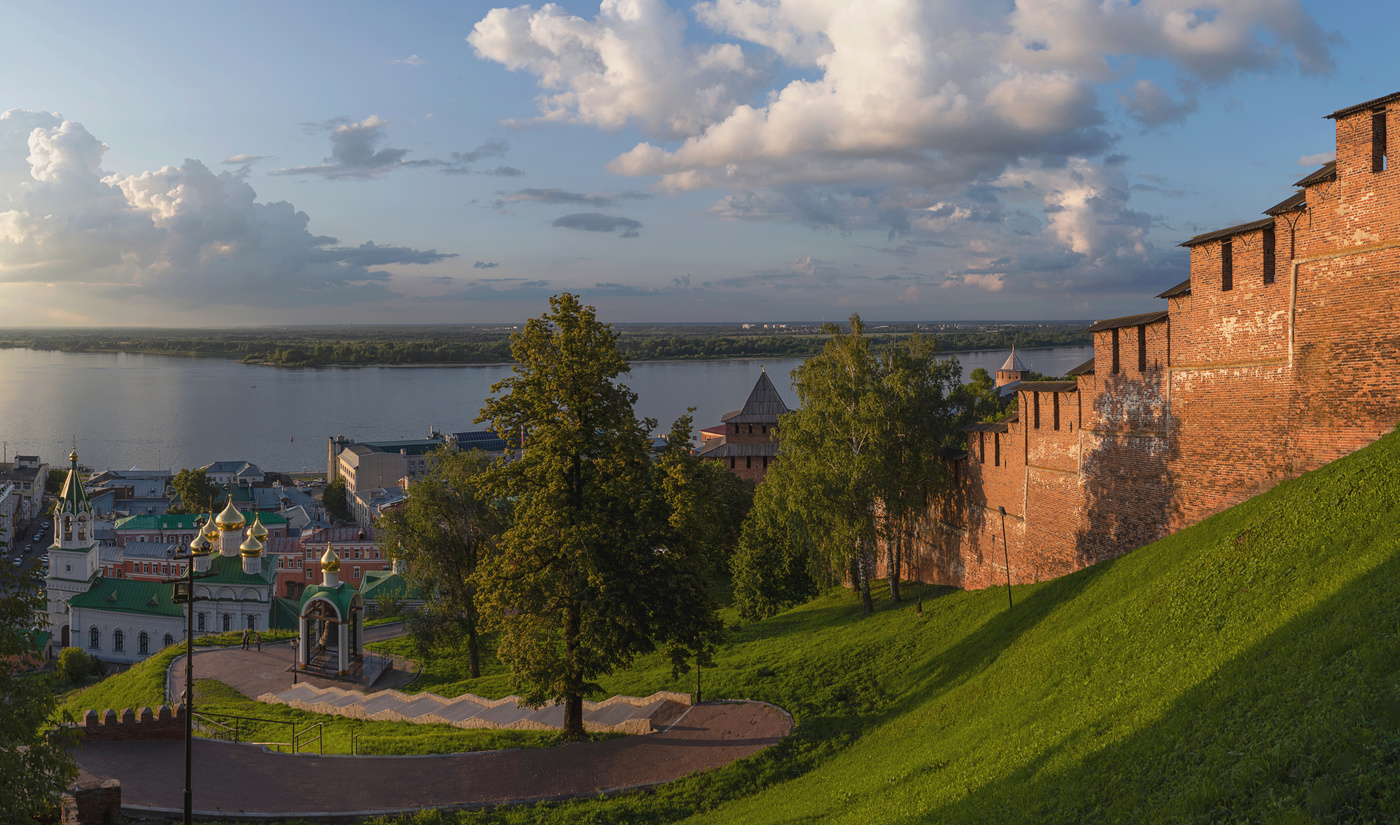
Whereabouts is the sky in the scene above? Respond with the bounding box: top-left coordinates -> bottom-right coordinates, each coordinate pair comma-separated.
0,0 -> 1389,326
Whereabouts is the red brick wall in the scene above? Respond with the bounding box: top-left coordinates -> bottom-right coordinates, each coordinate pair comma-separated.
901,95 -> 1400,594
71,704 -> 185,741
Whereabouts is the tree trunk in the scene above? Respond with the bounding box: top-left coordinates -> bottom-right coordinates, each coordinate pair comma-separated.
466,615 -> 480,679
886,528 -> 901,603
859,544 -> 874,615
562,603 -> 585,739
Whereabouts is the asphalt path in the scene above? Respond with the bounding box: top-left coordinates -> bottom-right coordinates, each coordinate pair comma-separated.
74,700 -> 792,818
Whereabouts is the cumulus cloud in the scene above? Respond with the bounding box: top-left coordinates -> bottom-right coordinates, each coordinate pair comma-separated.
467,0 -> 769,139
0,109 -> 454,306
551,212 -> 642,238
278,119 -> 514,179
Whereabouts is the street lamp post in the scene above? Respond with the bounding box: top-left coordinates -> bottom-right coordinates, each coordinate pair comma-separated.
166,518 -> 216,825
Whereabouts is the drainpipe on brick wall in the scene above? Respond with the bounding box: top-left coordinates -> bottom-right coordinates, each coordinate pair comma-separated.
1289,237 -> 1400,367
999,506 -> 1012,611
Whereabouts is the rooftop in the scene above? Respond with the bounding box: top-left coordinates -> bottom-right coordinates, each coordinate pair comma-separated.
1263,191 -> 1307,215
1327,91 -> 1400,120
1155,279 -> 1192,300
1066,358 -> 1096,377
68,577 -> 184,618
1085,311 -> 1170,334
1180,217 -> 1276,248
721,370 -> 790,424
1294,161 -> 1337,188
1017,381 -> 1078,394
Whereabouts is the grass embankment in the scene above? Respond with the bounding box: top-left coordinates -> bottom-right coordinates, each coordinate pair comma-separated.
357,427 -> 1400,824
191,680 -> 564,755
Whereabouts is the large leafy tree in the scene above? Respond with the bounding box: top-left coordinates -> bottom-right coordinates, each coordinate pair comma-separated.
168,467 -> 219,515
322,476 -> 351,523
476,293 -> 722,738
376,447 -> 499,679
734,316 -> 959,616
0,525 -> 77,820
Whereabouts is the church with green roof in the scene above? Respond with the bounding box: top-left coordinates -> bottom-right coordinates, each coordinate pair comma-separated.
47,453 -> 289,663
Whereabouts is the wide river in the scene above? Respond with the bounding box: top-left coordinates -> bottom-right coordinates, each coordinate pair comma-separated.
0,345 -> 1091,473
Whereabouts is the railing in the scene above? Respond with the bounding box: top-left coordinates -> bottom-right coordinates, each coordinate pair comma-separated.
350,728 -> 361,756
194,711 -> 316,754
294,722 -> 324,755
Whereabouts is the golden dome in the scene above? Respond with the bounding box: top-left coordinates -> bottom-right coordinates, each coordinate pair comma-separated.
189,531 -> 210,554
248,514 -> 269,541
215,499 -> 245,531
320,544 -> 340,573
69,449 -> 78,463
203,519 -> 220,541
239,534 -> 264,557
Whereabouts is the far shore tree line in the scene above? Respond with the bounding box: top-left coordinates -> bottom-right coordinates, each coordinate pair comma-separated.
0,325 -> 1090,367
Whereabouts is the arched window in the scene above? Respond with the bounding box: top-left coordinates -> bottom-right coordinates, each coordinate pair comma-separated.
163,633 -> 174,648
89,626 -> 100,649
247,615 -> 257,630
222,614 -> 231,632
139,631 -> 149,654
113,629 -> 124,652
197,613 -> 206,632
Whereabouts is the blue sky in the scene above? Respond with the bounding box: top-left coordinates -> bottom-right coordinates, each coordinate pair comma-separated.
0,0 -> 1388,326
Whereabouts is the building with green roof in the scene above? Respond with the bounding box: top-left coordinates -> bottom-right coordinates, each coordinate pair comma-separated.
49,451 -> 284,664
359,569 -> 424,613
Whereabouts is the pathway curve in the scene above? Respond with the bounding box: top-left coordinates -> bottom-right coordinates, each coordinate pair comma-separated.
73,701 -> 792,818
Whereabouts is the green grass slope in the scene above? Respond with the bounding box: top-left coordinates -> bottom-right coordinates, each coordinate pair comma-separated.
377,427 -> 1400,825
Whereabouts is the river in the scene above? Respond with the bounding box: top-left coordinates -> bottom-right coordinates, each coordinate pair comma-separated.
0,344 -> 1091,473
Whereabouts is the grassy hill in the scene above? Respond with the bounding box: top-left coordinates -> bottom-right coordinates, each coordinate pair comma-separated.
376,426 -> 1400,824
72,428 -> 1400,822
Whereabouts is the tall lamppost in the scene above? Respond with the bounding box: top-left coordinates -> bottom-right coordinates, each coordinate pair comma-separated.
166,516 -> 215,825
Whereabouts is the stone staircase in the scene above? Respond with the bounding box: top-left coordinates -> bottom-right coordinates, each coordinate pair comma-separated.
258,684 -> 691,734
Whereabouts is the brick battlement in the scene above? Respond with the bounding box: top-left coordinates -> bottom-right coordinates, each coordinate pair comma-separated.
896,91 -> 1400,592
67,704 -> 185,741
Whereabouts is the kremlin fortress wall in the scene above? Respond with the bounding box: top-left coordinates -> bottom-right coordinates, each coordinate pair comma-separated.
910,90 -> 1400,590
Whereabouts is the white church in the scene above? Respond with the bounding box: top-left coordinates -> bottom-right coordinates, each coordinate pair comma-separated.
46,451 -> 281,664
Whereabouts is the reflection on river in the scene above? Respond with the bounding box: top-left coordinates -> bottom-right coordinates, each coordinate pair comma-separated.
0,344 -> 1091,472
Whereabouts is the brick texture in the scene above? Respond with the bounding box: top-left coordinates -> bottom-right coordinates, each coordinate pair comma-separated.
895,92 -> 1400,591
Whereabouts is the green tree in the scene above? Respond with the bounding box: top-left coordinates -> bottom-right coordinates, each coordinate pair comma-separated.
169,467 -> 219,515
0,528 -> 78,820
476,293 -> 721,738
56,646 -> 103,685
322,476 -> 350,523
44,469 -> 65,496
377,447 -> 499,679
734,316 -> 959,616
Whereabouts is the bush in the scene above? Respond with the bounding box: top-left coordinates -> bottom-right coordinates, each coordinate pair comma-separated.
56,647 -> 103,685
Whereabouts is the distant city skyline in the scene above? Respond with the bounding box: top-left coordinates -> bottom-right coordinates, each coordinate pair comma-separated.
0,1 -> 1387,326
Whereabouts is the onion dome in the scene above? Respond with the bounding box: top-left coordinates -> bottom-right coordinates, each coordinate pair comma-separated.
248,514 -> 269,541
321,544 -> 340,572
203,518 -> 220,541
189,530 -> 210,554
239,534 -> 264,557
216,499 -> 245,532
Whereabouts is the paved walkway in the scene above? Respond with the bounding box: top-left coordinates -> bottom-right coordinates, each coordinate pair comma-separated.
74,701 -> 792,818
265,682 -> 688,734
168,643 -> 415,705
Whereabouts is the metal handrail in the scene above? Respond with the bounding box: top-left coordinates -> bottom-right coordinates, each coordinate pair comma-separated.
350,729 -> 361,756
194,710 -> 299,753
294,722 -> 324,755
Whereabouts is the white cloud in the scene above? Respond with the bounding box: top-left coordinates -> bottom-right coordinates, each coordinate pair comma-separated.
388,54 -> 426,67
1119,79 -> 1199,129
1297,151 -> 1335,167
467,0 -> 768,139
0,109 -> 454,306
